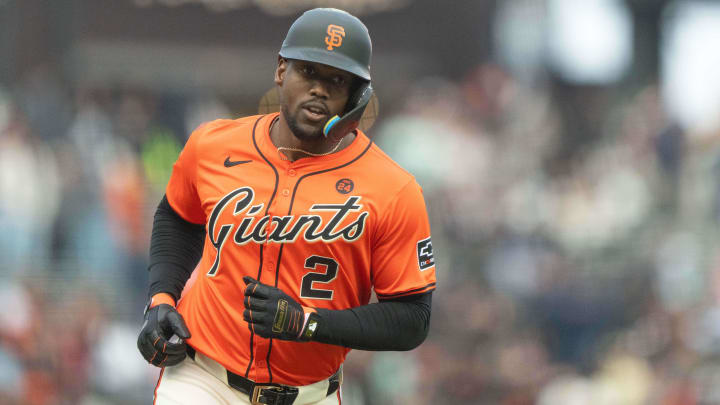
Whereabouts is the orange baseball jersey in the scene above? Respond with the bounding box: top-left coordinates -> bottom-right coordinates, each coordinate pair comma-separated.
166,112 -> 436,386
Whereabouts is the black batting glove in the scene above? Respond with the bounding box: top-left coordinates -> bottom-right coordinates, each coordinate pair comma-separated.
242,276 -> 320,341
137,303 -> 191,367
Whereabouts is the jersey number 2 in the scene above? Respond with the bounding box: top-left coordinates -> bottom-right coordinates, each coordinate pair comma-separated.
300,256 -> 338,300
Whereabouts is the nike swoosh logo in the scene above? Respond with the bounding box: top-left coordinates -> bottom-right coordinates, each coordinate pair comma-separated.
224,157 -> 252,167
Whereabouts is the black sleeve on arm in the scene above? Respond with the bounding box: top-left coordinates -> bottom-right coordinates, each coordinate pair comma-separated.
147,195 -> 206,302
312,291 -> 432,351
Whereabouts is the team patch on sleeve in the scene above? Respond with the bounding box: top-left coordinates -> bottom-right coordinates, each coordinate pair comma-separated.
416,237 -> 434,271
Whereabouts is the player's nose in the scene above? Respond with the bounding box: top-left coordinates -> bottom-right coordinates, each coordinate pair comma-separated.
308,80 -> 330,99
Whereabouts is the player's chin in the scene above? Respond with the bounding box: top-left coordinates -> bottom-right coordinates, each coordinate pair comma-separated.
286,110 -> 326,140
292,122 -> 325,141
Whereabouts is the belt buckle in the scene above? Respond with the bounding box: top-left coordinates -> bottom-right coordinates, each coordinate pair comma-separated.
251,385 -> 280,405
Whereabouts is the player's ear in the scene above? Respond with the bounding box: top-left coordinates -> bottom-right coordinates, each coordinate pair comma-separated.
275,57 -> 287,86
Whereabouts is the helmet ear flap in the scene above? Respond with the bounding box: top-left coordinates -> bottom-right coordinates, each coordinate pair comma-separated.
323,83 -> 373,138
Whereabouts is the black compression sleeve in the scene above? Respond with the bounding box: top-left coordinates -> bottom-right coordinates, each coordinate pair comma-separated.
147,195 -> 206,302
312,292 -> 432,351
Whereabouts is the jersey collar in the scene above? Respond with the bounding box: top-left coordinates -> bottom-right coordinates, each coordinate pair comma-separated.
256,113 -> 370,169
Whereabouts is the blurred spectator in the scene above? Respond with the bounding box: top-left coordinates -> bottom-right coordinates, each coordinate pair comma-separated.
13,65 -> 72,144
0,94 -> 61,273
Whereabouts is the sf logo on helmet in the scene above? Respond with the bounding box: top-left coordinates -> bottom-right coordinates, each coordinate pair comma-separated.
325,24 -> 345,50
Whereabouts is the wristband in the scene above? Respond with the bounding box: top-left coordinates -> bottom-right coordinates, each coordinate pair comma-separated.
299,308 -> 320,341
150,293 -> 176,308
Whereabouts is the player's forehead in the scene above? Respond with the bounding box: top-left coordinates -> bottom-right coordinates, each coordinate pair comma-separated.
289,59 -> 353,78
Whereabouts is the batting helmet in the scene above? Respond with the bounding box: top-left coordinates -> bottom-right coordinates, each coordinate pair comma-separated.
279,8 -> 372,82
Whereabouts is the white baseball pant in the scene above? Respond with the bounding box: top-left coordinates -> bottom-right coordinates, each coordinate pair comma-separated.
153,351 -> 342,405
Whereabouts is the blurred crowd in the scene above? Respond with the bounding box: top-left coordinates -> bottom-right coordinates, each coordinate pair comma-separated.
2,59 -> 720,404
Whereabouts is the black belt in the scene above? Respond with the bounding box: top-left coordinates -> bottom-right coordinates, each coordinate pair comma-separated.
186,346 -> 340,405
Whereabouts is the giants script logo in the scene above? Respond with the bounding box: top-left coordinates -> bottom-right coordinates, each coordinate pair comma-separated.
207,186 -> 368,275
325,24 -> 345,50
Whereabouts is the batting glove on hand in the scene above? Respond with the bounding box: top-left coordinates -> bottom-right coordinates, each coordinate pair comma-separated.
242,276 -> 319,341
137,299 -> 191,367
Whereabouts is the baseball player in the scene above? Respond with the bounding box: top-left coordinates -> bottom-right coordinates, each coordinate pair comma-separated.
137,8 -> 436,405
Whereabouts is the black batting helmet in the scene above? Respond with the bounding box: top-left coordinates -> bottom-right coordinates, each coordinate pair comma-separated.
279,8 -> 372,82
